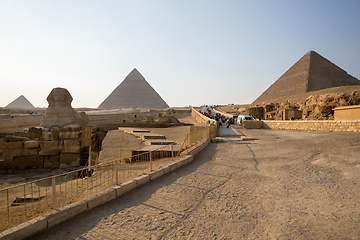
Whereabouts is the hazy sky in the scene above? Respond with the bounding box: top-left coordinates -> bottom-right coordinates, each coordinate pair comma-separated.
1,0 -> 360,108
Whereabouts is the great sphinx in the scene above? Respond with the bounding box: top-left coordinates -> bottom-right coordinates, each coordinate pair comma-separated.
41,87 -> 88,128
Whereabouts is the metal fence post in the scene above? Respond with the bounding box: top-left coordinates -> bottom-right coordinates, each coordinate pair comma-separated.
115,161 -> 119,185
52,176 -> 56,209
150,151 -> 153,172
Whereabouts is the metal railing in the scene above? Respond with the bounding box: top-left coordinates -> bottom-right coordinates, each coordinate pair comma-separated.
0,126 -> 211,232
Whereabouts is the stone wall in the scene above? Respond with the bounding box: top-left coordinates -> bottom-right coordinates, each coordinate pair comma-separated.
243,121 -> 263,129
263,120 -> 360,132
0,126 -> 93,170
191,108 -> 216,124
190,109 -> 217,138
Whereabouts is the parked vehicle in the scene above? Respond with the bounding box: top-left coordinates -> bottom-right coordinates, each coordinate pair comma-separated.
236,115 -> 254,125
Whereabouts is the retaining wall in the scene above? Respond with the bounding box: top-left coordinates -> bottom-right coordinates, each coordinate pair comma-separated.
263,120 -> 360,132
191,108 -> 216,125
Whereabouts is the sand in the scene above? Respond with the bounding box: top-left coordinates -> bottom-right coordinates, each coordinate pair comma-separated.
30,129 -> 360,239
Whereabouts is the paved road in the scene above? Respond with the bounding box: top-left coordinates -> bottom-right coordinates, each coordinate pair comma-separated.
31,129 -> 360,239
217,125 -> 239,136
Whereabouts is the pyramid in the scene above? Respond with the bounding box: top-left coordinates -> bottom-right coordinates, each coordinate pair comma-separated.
98,68 -> 169,109
5,95 -> 36,109
253,51 -> 360,104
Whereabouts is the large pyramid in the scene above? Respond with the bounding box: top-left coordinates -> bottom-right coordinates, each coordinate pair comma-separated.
5,95 -> 36,109
98,68 -> 169,109
253,51 -> 360,104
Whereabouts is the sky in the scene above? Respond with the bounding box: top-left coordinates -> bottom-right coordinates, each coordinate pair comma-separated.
1,0 -> 360,108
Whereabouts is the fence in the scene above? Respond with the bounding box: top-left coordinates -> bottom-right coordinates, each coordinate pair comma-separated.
0,126 -> 211,232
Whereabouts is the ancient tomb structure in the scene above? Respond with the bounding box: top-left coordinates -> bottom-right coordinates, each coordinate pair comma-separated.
5,95 -> 35,109
41,87 -> 87,128
98,68 -> 169,109
253,51 -> 360,104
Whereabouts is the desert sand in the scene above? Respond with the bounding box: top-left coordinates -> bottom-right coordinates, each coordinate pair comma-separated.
30,128 -> 360,239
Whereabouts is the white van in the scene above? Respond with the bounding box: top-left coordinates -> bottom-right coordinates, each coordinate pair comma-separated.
236,115 -> 254,125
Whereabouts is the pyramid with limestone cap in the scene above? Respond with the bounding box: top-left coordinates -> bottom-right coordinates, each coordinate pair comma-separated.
5,95 -> 36,109
98,68 -> 169,109
253,51 -> 360,104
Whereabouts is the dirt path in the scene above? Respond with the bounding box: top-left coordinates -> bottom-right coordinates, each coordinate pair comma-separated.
30,129 -> 360,239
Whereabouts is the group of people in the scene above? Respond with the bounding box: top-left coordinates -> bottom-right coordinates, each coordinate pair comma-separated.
215,115 -> 233,128
199,107 -> 234,128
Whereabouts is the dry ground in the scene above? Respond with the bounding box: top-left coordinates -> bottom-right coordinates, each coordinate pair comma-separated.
31,129 -> 360,239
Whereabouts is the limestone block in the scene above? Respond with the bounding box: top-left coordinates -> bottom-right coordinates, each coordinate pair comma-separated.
86,189 -> 117,210
63,125 -> 82,132
175,159 -> 186,168
46,201 -> 87,228
27,127 -> 43,140
21,149 -> 39,156
59,131 -> 80,139
149,169 -> 164,181
24,140 -> 39,149
169,162 -> 178,172
162,165 -> 171,174
5,136 -> 28,142
13,155 -> 43,169
5,142 -> 23,149
43,155 -> 60,168
51,127 -> 60,140
133,174 -> 150,186
0,138 -> 4,149
2,148 -> 22,161
43,132 -> 51,141
62,140 -> 81,153
39,141 -> 61,155
60,153 -> 80,168
0,216 -> 47,240
115,180 -> 137,197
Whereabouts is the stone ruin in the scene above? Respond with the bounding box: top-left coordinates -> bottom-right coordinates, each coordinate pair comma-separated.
0,88 -> 96,172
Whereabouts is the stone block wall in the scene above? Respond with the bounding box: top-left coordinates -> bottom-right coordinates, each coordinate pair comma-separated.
262,120 -> 360,132
0,126 -> 89,170
243,121 -> 263,129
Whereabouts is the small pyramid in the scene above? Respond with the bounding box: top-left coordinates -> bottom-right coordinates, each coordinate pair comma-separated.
253,51 -> 360,104
98,68 -> 169,109
5,95 -> 36,109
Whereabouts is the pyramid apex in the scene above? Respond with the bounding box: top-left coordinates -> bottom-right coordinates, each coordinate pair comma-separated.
130,68 -> 140,74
